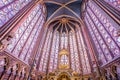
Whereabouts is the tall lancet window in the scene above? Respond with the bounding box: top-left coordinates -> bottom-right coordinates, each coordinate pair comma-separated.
53,32 -> 59,70
49,31 -> 59,72
85,0 -> 120,65
39,31 -> 52,72
6,4 -> 45,63
0,0 -> 32,27
69,31 -> 80,73
104,0 -> 120,10
61,33 -> 64,49
64,33 -> 68,49
77,29 -> 91,74
61,32 -> 68,49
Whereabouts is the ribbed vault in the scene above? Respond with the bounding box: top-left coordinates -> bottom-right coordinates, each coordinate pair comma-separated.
48,17 -> 80,32
44,0 -> 83,22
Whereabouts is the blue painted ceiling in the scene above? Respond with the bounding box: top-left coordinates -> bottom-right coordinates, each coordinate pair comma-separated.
44,0 -> 83,20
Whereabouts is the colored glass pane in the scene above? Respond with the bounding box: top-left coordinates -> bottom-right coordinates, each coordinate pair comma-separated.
0,0 -> 31,27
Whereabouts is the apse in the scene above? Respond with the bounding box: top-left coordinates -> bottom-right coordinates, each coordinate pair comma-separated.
33,16 -> 92,79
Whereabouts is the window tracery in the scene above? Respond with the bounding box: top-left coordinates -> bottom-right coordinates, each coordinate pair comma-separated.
49,31 -> 59,72
0,0 -> 13,8
39,31 -> 52,72
77,29 -> 91,74
104,0 -> 120,10
69,31 -> 80,73
0,0 -> 32,27
61,32 -> 68,49
7,4 -> 44,63
60,54 -> 68,65
85,0 -> 120,65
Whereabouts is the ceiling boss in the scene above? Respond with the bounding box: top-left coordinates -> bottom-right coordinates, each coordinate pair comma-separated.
60,18 -> 69,24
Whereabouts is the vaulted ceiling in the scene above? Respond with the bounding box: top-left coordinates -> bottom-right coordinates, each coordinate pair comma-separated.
44,0 -> 83,31
44,0 -> 83,21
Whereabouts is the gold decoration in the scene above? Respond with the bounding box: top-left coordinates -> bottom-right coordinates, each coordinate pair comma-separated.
59,49 -> 69,69
60,18 -> 68,24
59,49 -> 68,56
59,64 -> 69,69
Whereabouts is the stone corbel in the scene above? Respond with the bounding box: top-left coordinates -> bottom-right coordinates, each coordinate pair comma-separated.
0,32 -> 14,52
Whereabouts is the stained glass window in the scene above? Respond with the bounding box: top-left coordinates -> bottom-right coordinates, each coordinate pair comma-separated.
0,0 -> 13,8
35,29 -> 47,65
60,55 -> 68,65
61,33 -> 64,49
53,32 -> 59,70
7,4 -> 45,63
49,31 -> 59,72
69,31 -> 80,73
0,0 -> 32,27
104,0 -> 120,10
85,0 -> 120,65
84,16 -> 107,65
61,32 -> 68,49
64,33 -> 68,49
77,29 -> 91,74
37,28 -> 91,73
39,31 -> 52,72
